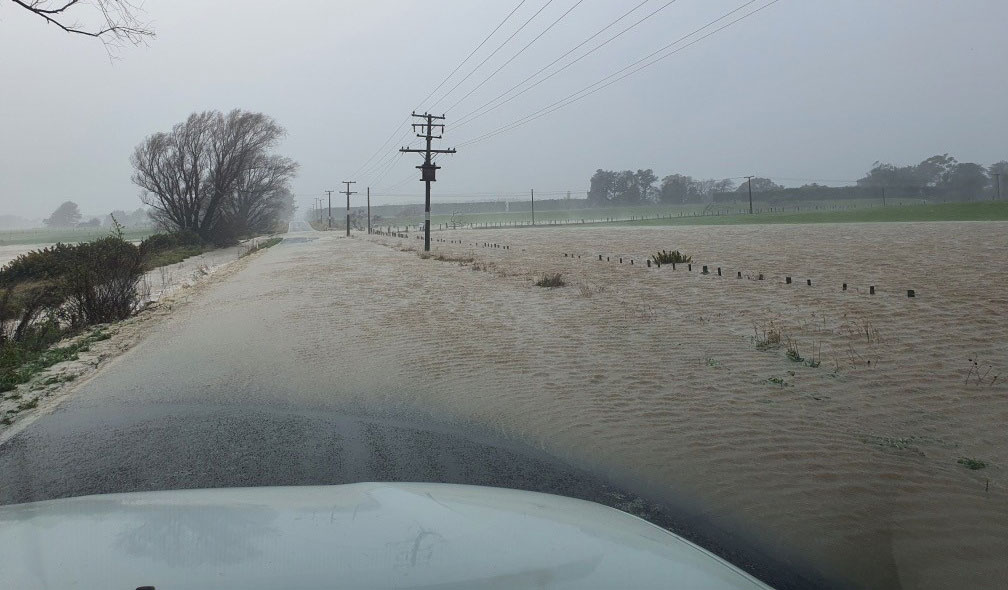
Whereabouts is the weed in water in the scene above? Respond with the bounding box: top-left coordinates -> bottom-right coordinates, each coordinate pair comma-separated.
650,250 -> 692,265
535,273 -> 565,288
957,457 -> 987,470
965,358 -> 999,387
785,337 -> 804,363
753,321 -> 782,350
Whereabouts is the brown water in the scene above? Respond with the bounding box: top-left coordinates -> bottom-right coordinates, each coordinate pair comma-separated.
287,223 -> 1007,588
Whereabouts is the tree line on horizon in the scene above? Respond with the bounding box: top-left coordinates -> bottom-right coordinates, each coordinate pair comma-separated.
588,155 -> 1008,206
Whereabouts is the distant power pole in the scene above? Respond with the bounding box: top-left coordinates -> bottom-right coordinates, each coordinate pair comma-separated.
325,190 -> 334,229
993,173 -> 1001,200
530,189 -> 535,226
744,176 -> 755,214
366,187 -> 371,234
342,181 -> 357,237
881,186 -> 886,207
400,112 -> 456,251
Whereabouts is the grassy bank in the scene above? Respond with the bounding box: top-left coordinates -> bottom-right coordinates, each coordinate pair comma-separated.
0,328 -> 111,396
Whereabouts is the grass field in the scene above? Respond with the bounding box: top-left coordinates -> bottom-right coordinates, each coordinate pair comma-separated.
375,198 -> 1008,231
0,226 -> 154,246
377,198 -> 924,229
609,200 -> 1008,227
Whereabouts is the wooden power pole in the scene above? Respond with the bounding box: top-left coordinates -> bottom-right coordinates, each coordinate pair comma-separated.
400,112 -> 456,251
366,186 -> 371,234
325,190 -> 334,229
342,181 -> 357,237
531,188 -> 535,226
744,176 -> 755,214
993,173 -> 1001,201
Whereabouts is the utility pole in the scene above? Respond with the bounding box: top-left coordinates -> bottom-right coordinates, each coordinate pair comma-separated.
531,189 -> 535,226
342,181 -> 357,237
881,186 -> 886,207
744,176 -> 755,214
325,190 -> 334,229
367,187 -> 371,234
993,173 -> 1001,201
400,112 -> 456,251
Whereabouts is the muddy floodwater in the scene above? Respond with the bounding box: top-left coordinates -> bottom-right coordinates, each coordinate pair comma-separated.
7,222 -> 1003,588
301,222 -> 1007,589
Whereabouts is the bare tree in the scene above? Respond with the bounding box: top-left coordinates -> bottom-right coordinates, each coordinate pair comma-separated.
131,110 -> 296,243
9,0 -> 155,50
225,154 -> 298,234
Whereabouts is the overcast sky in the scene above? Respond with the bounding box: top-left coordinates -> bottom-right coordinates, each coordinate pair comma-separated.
2,0 -> 1007,220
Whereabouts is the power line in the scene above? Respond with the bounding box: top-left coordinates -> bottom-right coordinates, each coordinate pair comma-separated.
442,0 -> 585,114
457,0 -> 762,145
351,1 -> 527,179
416,0 -> 529,112
456,0 -> 778,149
428,0 -> 557,112
453,0 -> 674,129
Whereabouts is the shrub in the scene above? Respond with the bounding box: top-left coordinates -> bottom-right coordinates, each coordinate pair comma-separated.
139,231 -> 207,269
535,273 -> 565,288
0,236 -> 144,331
63,236 -> 145,325
651,250 -> 692,265
139,233 -> 179,254
139,230 -> 205,255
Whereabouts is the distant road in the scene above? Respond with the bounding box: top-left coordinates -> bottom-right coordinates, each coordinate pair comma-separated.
286,220 -> 315,232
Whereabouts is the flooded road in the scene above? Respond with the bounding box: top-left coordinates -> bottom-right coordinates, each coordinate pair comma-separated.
1,224 -> 1005,589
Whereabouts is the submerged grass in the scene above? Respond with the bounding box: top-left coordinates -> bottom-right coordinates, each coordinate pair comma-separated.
957,457 -> 987,470
0,328 -> 111,393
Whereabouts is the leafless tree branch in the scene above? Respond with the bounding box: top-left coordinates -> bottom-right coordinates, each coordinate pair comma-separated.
9,0 -> 154,52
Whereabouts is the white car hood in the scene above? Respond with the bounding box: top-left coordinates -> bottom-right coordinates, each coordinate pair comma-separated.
0,483 -> 770,589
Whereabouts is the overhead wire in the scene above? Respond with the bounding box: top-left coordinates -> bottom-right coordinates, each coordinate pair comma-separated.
453,0 -> 673,129
350,0 -> 528,179
415,0 -> 530,112
427,0 -> 557,112
456,0 -> 778,148
442,0 -> 586,114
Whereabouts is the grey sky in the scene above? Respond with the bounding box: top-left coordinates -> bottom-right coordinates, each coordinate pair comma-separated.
2,0 -> 1006,220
